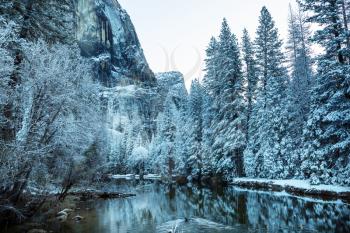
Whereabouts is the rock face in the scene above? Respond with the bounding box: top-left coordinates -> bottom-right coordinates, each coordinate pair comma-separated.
76,0 -> 155,86
75,0 -> 160,169
1,0 -> 155,86
81,2 -> 190,171
155,71 -> 188,112
156,72 -> 187,98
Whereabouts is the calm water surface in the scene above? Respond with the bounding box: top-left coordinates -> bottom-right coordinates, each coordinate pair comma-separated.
11,181 -> 350,233
56,181 -> 350,233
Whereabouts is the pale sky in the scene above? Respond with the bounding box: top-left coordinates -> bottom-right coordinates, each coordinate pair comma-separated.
118,0 -> 297,89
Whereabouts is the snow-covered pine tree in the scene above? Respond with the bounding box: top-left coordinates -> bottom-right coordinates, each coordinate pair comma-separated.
241,29 -> 259,177
149,79 -> 188,176
210,19 -> 247,180
201,37 -> 219,176
151,96 -> 177,176
201,90 -> 215,176
173,94 -> 190,175
186,79 -> 204,180
282,4 -> 314,178
242,29 -> 258,139
287,4 -> 313,116
299,0 -> 350,185
203,37 -> 220,96
253,7 -> 289,178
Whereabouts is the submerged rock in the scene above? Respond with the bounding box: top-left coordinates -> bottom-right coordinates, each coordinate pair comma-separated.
72,215 -> 85,222
55,208 -> 74,222
57,208 -> 74,216
55,214 -> 67,222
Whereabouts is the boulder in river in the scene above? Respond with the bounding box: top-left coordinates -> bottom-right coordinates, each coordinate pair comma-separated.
56,214 -> 67,222
72,215 -> 85,222
57,208 -> 74,216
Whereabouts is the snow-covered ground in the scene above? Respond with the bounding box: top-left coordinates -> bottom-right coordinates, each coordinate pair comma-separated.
110,174 -> 137,180
232,178 -> 350,193
144,174 -> 162,180
109,174 -> 162,180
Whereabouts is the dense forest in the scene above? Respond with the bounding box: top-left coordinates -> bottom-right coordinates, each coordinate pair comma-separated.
139,2 -> 350,186
0,0 -> 349,227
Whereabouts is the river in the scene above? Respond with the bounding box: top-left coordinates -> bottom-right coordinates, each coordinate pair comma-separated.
40,181 -> 350,233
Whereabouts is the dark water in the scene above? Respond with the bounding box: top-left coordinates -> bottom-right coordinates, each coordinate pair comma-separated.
8,182 -> 350,233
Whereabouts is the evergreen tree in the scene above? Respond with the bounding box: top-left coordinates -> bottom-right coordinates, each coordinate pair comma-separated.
174,95 -> 189,175
251,7 -> 289,178
201,37 -> 219,176
201,90 -> 215,176
149,78 -> 188,176
151,97 -> 177,176
287,4 -> 313,120
241,29 -> 259,177
299,0 -> 350,185
282,4 -> 314,177
242,29 -> 258,137
203,37 -> 220,96
210,19 -> 247,179
186,79 -> 204,179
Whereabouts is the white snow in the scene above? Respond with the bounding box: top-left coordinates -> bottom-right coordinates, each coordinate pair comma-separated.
131,146 -> 149,161
91,53 -> 111,62
232,178 -> 350,193
110,174 -> 136,180
109,174 -> 162,180
143,174 -> 162,180
231,186 -> 347,205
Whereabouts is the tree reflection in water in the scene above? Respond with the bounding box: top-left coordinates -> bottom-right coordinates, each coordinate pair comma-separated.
58,182 -> 350,233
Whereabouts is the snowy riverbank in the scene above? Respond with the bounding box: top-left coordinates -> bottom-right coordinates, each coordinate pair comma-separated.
109,174 -> 162,180
107,174 -> 350,202
231,178 -> 350,203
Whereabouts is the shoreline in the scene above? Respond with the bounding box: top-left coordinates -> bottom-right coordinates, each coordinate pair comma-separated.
107,174 -> 350,203
230,178 -> 350,204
